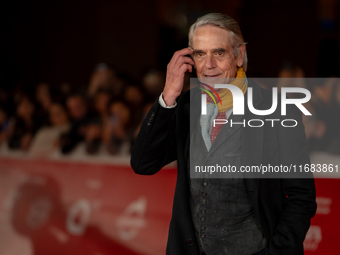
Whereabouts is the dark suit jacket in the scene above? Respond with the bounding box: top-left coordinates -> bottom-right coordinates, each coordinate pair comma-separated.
131,80 -> 317,255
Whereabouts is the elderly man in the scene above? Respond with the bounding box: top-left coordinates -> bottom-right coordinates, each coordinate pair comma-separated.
131,13 -> 316,255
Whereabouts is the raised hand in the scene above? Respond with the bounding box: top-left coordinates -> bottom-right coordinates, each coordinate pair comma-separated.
162,48 -> 194,106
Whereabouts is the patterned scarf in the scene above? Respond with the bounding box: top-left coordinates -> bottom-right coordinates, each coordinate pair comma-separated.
201,67 -> 247,111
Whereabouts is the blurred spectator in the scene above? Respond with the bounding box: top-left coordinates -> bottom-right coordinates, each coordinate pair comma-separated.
81,89 -> 112,155
8,96 -> 41,151
49,103 -> 70,128
123,84 -> 145,128
142,69 -> 165,101
103,100 -> 132,155
35,82 -> 53,126
67,94 -> 87,120
278,61 -> 305,78
124,84 -> 144,106
29,102 -> 70,157
88,63 -> 121,98
36,82 -> 52,112
59,94 -> 89,154
84,118 -> 103,155
92,88 -> 111,122
277,61 -> 306,90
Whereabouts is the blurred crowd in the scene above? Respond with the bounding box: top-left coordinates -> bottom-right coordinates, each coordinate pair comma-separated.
0,63 -> 166,157
0,62 -> 340,158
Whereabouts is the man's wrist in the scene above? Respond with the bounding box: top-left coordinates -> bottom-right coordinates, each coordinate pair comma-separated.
163,89 -> 179,106
159,92 -> 177,108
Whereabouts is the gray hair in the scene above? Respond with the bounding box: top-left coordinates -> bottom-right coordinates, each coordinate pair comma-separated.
188,13 -> 248,71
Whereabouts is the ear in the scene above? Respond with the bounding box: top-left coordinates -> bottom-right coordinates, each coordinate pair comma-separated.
237,44 -> 246,67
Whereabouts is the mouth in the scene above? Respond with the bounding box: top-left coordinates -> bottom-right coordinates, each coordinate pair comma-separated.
203,74 -> 221,78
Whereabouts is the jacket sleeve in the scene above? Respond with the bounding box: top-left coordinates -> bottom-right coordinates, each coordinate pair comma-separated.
266,105 -> 317,255
130,97 -> 178,175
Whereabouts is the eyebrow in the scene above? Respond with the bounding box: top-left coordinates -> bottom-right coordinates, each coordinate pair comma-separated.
192,48 -> 227,54
193,49 -> 203,55
212,48 -> 226,52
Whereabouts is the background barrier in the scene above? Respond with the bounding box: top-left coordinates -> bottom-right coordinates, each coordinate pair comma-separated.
0,155 -> 338,254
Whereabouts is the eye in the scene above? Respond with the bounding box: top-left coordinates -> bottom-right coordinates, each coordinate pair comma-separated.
196,52 -> 204,57
216,51 -> 224,56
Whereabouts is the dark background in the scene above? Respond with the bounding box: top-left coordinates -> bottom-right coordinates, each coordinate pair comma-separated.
2,0 -> 340,90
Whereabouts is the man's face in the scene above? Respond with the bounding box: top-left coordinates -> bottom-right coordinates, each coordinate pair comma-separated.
192,25 -> 244,87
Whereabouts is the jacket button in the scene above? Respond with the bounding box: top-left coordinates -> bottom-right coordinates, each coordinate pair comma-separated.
201,209 -> 206,214
202,191 -> 207,196
186,238 -> 194,246
200,217 -> 206,222
201,225 -> 206,230
201,233 -> 206,238
147,123 -> 151,126
202,182 -> 208,187
202,199 -> 207,205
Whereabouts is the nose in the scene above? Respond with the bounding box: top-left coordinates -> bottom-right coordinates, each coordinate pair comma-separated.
204,54 -> 216,69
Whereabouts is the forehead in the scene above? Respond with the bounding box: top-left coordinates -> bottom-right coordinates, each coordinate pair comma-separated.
192,25 -> 231,50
